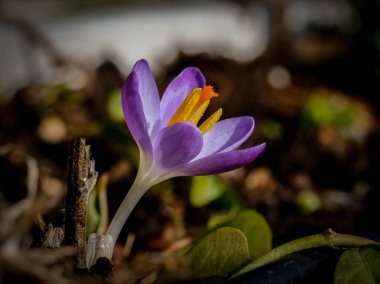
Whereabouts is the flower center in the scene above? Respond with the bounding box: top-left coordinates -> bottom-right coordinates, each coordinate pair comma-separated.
168,86 -> 222,134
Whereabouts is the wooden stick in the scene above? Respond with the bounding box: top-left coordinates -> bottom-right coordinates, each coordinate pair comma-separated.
64,138 -> 98,270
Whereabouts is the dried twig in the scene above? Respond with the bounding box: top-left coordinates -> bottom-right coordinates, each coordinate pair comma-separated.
64,138 -> 98,270
0,145 -> 39,223
0,145 -> 42,254
37,210 -> 65,249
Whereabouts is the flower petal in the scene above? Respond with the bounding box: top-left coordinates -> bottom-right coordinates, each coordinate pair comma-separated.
160,67 -> 206,126
178,143 -> 266,176
122,70 -> 153,162
196,116 -> 255,159
153,123 -> 203,169
130,59 -> 161,137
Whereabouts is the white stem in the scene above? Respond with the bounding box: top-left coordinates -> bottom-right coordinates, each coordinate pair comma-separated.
86,175 -> 148,268
86,160 -> 170,267
86,233 -> 113,268
106,175 -> 149,246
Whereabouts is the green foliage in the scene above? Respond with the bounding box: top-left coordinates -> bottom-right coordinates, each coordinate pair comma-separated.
210,210 -> 272,259
156,227 -> 251,283
189,175 -> 228,207
296,189 -> 321,214
207,210 -> 237,229
107,89 -> 124,122
260,119 -> 283,141
97,122 -> 140,165
190,177 -> 272,260
302,93 -> 360,128
234,230 -> 377,278
87,189 -> 100,236
189,175 -> 244,209
87,174 -> 109,236
334,245 -> 380,284
187,227 -> 251,279
300,90 -> 372,143
46,85 -> 84,107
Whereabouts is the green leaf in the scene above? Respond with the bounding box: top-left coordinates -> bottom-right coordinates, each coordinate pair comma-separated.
107,89 -> 124,122
86,174 -> 109,236
302,91 -> 366,129
296,189 -> 321,214
334,245 -> 380,284
221,210 -> 272,259
190,175 -> 227,207
87,187 -> 100,236
188,227 -> 251,279
207,210 -> 237,229
234,230 -> 377,278
260,119 -> 283,141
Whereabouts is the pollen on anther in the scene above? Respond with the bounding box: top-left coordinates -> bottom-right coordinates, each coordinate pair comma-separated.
168,88 -> 201,126
199,108 -> 223,134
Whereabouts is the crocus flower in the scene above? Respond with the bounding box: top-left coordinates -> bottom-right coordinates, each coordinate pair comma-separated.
105,59 -> 265,244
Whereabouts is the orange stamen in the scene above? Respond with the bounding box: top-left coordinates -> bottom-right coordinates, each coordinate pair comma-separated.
197,85 -> 219,107
167,85 -> 222,134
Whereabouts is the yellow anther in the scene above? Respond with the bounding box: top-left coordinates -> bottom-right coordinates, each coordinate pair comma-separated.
168,88 -> 201,126
199,108 -> 223,134
189,100 -> 210,125
168,85 -> 222,134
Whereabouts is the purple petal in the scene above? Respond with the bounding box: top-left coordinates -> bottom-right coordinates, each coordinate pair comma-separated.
153,123 -> 203,169
122,70 -> 153,162
196,116 -> 255,159
130,59 -> 161,137
178,143 -> 266,176
160,67 -> 205,126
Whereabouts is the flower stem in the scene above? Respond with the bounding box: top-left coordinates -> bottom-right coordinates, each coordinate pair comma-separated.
86,177 -> 148,268
233,229 -> 378,278
106,176 -> 148,245
86,233 -> 113,268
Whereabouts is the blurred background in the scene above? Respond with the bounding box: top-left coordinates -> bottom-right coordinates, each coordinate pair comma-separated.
1,0 -> 380,281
